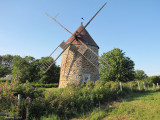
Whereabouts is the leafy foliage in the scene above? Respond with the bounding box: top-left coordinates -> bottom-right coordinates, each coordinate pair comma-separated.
0,81 -> 43,115
134,70 -> 148,80
12,56 -> 36,83
45,81 -> 121,119
31,83 -> 58,88
0,67 -> 10,77
1,80 -> 160,119
99,48 -> 135,82
38,57 -> 60,84
11,56 -> 60,83
0,54 -> 60,83
143,76 -> 160,85
0,54 -> 13,77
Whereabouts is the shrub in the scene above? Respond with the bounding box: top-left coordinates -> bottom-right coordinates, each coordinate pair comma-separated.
31,83 -> 58,88
45,80 -> 120,119
144,76 -> 160,85
0,81 -> 44,119
0,79 -> 11,83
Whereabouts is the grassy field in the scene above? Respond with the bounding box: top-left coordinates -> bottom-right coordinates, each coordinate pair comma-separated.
72,91 -> 160,120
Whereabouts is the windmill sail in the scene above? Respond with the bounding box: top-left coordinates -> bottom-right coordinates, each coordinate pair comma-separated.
78,40 -> 111,68
41,2 -> 107,73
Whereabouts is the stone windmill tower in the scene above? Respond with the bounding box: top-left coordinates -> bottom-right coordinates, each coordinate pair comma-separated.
59,22 -> 99,88
41,2 -> 110,88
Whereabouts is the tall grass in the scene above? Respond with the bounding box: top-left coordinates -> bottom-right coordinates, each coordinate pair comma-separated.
39,114 -> 60,120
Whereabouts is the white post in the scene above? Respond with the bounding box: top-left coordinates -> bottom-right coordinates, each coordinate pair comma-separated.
18,94 -> 21,115
130,82 -> 132,91
137,81 -> 140,91
153,83 -> 155,88
143,82 -> 146,90
157,83 -> 159,88
120,82 -> 122,92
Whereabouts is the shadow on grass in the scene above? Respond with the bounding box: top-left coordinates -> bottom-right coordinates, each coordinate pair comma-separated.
122,89 -> 160,102
72,89 -> 160,120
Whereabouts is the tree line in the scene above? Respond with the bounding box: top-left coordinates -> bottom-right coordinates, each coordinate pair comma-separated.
0,48 -> 153,84
0,55 -> 60,83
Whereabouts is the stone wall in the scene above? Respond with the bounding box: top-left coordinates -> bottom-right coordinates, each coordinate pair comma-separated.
59,44 -> 99,88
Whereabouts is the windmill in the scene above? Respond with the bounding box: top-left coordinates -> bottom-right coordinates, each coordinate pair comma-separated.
41,2 -> 110,88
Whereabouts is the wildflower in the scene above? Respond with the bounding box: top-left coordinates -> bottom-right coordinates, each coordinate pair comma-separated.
11,83 -> 14,85
70,92 -> 73,96
34,87 -> 37,91
0,97 -> 2,100
26,97 -> 31,102
0,88 -> 2,92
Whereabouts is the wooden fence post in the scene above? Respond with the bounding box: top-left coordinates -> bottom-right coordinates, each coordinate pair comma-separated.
153,83 -> 155,88
143,82 -> 146,90
157,83 -> 159,88
120,82 -> 122,92
18,94 -> 21,116
137,81 -> 140,91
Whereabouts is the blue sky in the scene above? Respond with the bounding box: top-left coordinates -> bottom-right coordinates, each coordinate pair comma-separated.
0,0 -> 160,76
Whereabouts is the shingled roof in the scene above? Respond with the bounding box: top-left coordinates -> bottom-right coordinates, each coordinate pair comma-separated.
66,22 -> 99,48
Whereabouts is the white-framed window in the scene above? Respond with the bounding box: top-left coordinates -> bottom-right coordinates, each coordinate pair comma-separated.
82,74 -> 90,84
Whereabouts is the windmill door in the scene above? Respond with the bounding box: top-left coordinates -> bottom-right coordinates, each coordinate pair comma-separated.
82,74 -> 90,84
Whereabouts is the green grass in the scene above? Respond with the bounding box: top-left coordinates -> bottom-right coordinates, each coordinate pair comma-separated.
39,114 -> 60,120
44,87 -> 59,92
72,91 -> 160,120
105,91 -> 160,120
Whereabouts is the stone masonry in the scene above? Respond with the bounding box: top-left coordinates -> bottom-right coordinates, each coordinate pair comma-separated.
59,44 -> 99,88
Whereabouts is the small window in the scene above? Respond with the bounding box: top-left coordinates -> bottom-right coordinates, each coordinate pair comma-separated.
82,74 -> 90,84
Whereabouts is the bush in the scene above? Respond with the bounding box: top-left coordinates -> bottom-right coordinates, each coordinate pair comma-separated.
0,81 -> 44,119
144,76 -> 160,85
45,80 -> 121,119
1,80 -> 159,119
31,83 -> 58,88
0,79 -> 11,83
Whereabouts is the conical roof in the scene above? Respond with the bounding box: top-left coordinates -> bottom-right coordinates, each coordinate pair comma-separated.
66,22 -> 99,48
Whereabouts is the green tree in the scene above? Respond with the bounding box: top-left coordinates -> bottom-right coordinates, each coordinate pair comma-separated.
0,67 -> 9,77
12,56 -> 35,83
0,55 -> 2,66
2,54 -> 13,68
99,48 -> 135,82
38,57 -> 60,84
134,70 -> 147,80
0,54 -> 13,77
12,56 -> 60,83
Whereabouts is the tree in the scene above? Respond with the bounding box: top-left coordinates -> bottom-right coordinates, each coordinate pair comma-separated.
0,67 -> 10,77
12,55 -> 60,83
12,56 -> 35,83
2,54 -> 13,68
0,55 -> 13,77
99,48 -> 135,82
38,57 -> 60,84
134,70 -> 147,80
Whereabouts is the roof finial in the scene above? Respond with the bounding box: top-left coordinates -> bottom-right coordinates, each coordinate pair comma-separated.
81,17 -> 84,26
81,22 -> 83,26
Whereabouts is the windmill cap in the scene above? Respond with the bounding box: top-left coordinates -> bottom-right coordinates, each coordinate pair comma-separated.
66,23 -> 99,48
